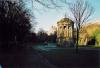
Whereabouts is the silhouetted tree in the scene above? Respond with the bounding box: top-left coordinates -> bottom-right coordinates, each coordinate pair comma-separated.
24,32 -> 37,43
37,29 -> 48,43
48,31 -> 57,43
0,1 -> 32,48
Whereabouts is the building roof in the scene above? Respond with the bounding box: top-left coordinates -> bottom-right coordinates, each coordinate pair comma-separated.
57,18 -> 73,24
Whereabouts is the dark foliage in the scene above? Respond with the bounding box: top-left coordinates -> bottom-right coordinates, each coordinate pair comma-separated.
87,39 -> 96,45
37,30 -> 48,43
24,32 -> 37,43
0,1 -> 31,47
48,32 -> 57,43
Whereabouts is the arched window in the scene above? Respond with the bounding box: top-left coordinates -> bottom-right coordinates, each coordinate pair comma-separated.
64,26 -> 66,29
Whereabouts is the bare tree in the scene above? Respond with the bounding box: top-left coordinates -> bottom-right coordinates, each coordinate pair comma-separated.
20,0 -> 67,12
32,0 -> 64,8
68,0 -> 94,52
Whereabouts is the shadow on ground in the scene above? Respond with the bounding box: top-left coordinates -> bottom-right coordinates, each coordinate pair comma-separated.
0,44 -> 57,68
38,47 -> 100,68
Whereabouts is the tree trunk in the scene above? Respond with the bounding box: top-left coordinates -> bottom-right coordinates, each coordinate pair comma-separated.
76,28 -> 79,53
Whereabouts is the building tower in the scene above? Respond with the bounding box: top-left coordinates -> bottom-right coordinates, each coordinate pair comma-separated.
57,16 -> 74,47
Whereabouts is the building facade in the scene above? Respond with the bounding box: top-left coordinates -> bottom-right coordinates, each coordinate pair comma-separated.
57,17 -> 100,47
57,18 -> 74,47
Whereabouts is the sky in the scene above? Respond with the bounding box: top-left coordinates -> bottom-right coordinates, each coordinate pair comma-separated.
25,0 -> 100,32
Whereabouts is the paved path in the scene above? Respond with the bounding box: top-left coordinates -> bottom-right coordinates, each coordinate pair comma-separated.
0,47 -> 58,68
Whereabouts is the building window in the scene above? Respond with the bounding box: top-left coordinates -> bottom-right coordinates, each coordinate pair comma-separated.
64,26 -> 66,29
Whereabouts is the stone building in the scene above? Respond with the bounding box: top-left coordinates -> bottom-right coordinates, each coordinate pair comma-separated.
57,17 -> 100,46
57,18 -> 74,47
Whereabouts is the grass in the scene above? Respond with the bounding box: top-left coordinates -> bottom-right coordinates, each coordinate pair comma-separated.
78,45 -> 100,48
33,44 -> 100,68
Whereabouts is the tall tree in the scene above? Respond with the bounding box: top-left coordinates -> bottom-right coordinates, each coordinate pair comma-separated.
0,1 -> 33,47
68,0 -> 94,52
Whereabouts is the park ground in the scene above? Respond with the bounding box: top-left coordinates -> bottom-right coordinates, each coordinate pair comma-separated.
0,43 -> 100,68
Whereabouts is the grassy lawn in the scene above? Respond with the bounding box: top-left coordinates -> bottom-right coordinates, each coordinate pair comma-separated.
33,44 -> 100,68
78,45 -> 100,48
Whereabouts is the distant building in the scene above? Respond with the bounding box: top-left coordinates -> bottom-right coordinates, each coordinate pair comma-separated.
56,17 -> 74,47
57,16 -> 100,47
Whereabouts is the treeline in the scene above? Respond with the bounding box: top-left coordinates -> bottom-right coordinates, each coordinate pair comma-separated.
0,1 -> 56,50
25,31 -> 57,44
